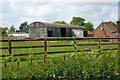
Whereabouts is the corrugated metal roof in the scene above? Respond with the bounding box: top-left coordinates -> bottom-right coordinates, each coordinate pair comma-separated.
103,22 -> 116,32
29,21 -> 86,30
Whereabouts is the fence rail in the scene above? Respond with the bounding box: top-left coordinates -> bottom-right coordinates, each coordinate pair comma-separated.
0,37 -> 119,57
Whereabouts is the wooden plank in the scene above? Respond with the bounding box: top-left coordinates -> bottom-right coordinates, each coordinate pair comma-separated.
0,55 -> 10,57
0,37 -> 119,42
73,38 -> 76,52
44,39 -> 47,58
0,40 -> 8,42
103,48 -> 117,50
0,43 -> 118,50
77,43 -> 118,46
102,43 -> 118,45
77,50 -> 92,52
0,47 -> 8,49
8,40 -> 11,55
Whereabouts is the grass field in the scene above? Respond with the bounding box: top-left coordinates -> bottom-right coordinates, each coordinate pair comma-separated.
1,40 -> 120,79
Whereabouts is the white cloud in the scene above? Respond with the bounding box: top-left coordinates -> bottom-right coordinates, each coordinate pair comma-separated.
65,3 -> 117,28
26,5 -> 60,17
1,2 -> 118,29
9,2 -> 15,7
0,0 -> 120,2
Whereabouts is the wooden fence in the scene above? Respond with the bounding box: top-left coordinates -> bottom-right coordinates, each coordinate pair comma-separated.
0,37 -> 119,57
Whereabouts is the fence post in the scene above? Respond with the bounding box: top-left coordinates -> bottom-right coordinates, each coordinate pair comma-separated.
8,40 -> 11,55
117,20 -> 120,75
44,39 -> 47,58
73,37 -> 77,52
88,37 -> 90,43
98,38 -> 101,54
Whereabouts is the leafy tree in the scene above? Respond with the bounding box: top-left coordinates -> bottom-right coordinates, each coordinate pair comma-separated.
84,22 -> 94,31
1,27 -> 8,32
8,25 -> 16,33
107,21 -> 116,27
19,21 -> 28,30
0,27 -> 8,37
70,17 -> 94,31
54,21 -> 68,24
70,17 -> 85,26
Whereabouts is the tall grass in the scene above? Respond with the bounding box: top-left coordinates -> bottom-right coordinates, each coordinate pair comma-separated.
2,49 -> 120,79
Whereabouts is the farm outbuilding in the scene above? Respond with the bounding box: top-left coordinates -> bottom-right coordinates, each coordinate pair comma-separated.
94,22 -> 118,38
28,22 -> 87,38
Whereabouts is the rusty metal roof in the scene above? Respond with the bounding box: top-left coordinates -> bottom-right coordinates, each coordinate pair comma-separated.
29,21 -> 86,30
88,31 -> 94,34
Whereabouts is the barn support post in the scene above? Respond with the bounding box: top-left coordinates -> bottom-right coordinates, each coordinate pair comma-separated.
73,37 -> 77,52
44,39 -> 47,58
117,20 -> 120,75
8,40 -> 11,55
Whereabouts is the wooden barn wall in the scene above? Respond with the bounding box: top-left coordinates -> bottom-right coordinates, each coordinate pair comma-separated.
29,27 -> 84,38
29,27 -> 47,38
47,27 -> 71,37
66,28 -> 71,37
52,27 -> 61,37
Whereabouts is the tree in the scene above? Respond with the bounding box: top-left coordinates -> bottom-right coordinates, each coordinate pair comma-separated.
84,22 -> 94,31
1,27 -> 8,32
70,16 -> 94,31
0,27 -> 8,37
19,21 -> 28,30
54,21 -> 68,24
8,25 -> 16,33
70,17 -> 85,26
107,21 -> 116,27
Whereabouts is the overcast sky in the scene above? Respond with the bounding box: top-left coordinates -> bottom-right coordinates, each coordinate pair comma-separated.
0,0 -> 119,30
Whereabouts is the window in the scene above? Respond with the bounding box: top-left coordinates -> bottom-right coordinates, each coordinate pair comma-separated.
101,28 -> 103,30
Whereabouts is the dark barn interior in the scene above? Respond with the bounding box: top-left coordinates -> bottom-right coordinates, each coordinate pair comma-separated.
48,31 -> 53,37
61,28 -> 66,37
83,31 -> 88,37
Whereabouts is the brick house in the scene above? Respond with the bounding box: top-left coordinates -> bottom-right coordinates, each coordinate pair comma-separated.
94,22 -> 118,38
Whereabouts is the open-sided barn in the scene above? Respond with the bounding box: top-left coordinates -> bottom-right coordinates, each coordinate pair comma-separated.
28,22 -> 87,38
